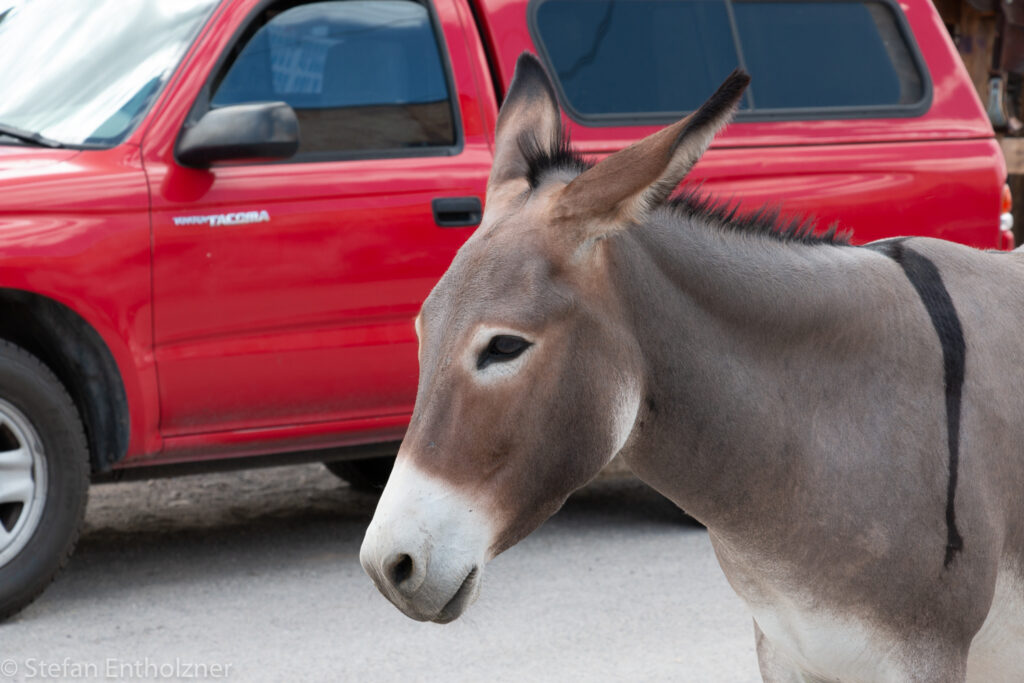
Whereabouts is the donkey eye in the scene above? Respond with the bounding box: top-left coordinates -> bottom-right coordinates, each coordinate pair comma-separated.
477,335 -> 532,370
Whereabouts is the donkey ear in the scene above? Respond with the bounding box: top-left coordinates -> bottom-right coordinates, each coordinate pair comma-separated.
560,70 -> 750,228
488,53 -> 562,195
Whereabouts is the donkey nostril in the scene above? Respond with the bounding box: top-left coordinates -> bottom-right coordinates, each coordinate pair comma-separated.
388,554 -> 414,587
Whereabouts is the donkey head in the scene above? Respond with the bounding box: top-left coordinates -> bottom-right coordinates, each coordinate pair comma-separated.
360,54 -> 749,623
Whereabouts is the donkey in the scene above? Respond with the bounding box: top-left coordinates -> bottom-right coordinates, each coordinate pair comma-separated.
360,54 -> 1024,681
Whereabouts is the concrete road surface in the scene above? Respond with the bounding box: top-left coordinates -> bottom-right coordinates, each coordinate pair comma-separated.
0,465 -> 760,682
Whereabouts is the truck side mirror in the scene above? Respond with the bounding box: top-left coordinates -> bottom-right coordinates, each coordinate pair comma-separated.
176,101 -> 299,168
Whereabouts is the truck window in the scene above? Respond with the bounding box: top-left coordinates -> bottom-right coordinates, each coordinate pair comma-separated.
0,0 -> 217,147
212,0 -> 455,156
529,0 -> 928,123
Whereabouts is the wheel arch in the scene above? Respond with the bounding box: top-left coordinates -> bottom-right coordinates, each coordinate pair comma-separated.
0,289 -> 130,472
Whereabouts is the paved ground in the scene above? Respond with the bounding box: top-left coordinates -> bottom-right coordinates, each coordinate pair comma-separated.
0,465 -> 759,682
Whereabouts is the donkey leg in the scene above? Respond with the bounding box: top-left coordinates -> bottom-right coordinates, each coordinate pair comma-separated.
753,620 -> 812,683
753,619 -> 971,683
893,643 -> 969,683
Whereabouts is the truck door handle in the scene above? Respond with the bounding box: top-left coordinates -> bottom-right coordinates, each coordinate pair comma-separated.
432,196 -> 482,227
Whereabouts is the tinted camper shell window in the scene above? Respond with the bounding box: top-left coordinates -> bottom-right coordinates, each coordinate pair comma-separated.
528,0 -> 931,125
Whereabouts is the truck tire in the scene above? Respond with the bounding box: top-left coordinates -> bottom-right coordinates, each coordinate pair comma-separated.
0,341 -> 89,621
324,456 -> 395,492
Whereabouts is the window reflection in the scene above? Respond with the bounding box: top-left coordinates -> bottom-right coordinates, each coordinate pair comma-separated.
212,0 -> 454,155
0,0 -> 217,146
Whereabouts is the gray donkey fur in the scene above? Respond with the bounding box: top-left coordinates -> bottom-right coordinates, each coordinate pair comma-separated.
361,54 -> 1024,681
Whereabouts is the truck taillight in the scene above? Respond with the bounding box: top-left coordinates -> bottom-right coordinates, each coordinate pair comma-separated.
1000,183 -> 1015,249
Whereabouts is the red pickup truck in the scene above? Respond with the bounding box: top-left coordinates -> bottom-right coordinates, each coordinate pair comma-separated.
0,0 -> 1011,619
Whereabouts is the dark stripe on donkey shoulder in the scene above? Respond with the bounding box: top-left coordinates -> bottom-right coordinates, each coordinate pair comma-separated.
866,239 -> 966,568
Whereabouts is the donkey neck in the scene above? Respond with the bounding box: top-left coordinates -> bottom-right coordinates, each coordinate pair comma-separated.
610,212 -> 905,532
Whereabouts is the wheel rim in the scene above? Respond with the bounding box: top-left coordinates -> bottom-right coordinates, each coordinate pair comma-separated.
0,399 -> 48,567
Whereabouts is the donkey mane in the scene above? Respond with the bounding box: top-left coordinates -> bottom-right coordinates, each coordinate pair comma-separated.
668,190 -> 850,246
519,130 -> 591,190
520,129 -> 849,246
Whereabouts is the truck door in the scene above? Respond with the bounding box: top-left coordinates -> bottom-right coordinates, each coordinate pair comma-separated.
146,0 -> 493,451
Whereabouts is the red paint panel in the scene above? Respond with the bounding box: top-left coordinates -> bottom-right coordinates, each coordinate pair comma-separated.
471,0 -> 1005,250
143,0 -> 495,448
688,139 -> 1006,248
472,0 -> 994,150
149,156 -> 488,435
0,146 -> 159,456
123,414 -> 411,467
